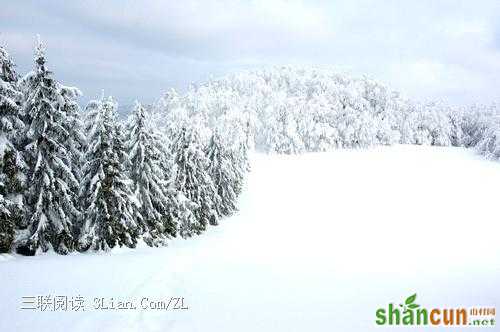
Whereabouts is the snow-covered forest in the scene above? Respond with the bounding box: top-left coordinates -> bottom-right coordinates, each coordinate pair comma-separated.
154,68 -> 499,156
0,40 -> 249,255
0,39 -> 499,256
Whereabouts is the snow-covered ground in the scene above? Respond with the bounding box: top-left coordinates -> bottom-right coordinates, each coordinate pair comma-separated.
1,145 -> 499,332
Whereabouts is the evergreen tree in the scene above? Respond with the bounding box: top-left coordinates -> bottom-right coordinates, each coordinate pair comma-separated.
206,131 -> 236,217
127,102 -> 176,246
158,147 -> 182,239
110,107 -> 143,241
173,126 -> 217,237
18,39 -> 79,255
0,44 -> 25,252
58,84 -> 85,190
79,97 -> 141,251
0,195 -> 13,252
231,139 -> 249,197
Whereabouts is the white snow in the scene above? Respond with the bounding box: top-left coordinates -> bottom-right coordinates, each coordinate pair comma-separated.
1,145 -> 499,331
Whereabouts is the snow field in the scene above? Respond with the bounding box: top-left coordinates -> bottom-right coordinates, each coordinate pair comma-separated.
1,145 -> 499,331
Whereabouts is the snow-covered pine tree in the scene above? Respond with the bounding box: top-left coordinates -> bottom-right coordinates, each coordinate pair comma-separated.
173,126 -> 217,237
79,97 -> 141,251
109,105 -> 144,241
227,136 -> 250,200
0,194 -> 12,252
18,38 -> 79,255
0,44 -> 26,252
206,131 -> 236,217
127,101 -> 177,246
156,137 -> 182,239
144,111 -> 182,238
58,84 -> 85,193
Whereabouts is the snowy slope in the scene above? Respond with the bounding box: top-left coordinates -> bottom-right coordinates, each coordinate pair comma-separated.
1,146 -> 499,332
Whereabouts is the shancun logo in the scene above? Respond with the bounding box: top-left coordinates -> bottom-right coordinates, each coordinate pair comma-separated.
375,294 -> 496,327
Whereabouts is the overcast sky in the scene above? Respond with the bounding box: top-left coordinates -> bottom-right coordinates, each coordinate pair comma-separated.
2,0 -> 499,106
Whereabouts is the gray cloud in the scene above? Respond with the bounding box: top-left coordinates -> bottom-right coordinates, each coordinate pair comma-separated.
1,0 -> 499,106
